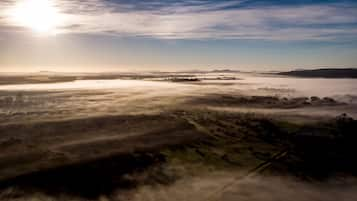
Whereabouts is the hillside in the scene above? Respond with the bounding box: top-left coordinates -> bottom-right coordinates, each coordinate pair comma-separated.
279,68 -> 357,78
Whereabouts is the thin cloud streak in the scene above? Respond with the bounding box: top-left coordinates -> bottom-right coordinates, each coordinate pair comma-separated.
1,0 -> 357,41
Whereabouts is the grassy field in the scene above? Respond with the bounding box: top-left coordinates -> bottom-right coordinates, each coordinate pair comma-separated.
0,74 -> 357,200
0,109 -> 356,200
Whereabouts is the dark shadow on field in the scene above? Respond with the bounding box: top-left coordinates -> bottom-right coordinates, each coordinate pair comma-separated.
0,152 -> 168,199
1,110 -> 357,200
173,111 -> 357,179
0,113 -> 203,199
271,114 -> 357,179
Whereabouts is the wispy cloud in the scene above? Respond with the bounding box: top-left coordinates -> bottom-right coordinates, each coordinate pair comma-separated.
1,0 -> 357,41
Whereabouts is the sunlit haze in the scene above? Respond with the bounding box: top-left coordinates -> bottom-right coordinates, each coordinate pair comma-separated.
1,0 -> 357,72
6,0 -> 65,34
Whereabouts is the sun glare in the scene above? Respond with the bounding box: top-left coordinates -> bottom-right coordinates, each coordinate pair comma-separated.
8,0 -> 64,35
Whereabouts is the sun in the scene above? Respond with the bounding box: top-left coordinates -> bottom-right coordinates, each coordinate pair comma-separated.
8,0 -> 64,34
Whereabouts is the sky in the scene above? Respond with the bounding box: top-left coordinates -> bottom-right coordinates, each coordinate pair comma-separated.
1,0 -> 357,72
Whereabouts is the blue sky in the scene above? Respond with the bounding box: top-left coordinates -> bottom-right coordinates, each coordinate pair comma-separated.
1,0 -> 357,72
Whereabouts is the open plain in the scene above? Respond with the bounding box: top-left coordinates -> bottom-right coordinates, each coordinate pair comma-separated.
0,71 -> 357,201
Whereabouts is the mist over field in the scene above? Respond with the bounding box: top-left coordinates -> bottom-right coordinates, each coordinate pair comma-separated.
1,0 -> 357,200
1,72 -> 357,124
0,71 -> 357,201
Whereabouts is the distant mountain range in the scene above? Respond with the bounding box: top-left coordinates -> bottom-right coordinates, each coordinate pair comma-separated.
278,68 -> 357,78
24,68 -> 357,79
210,69 -> 241,73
